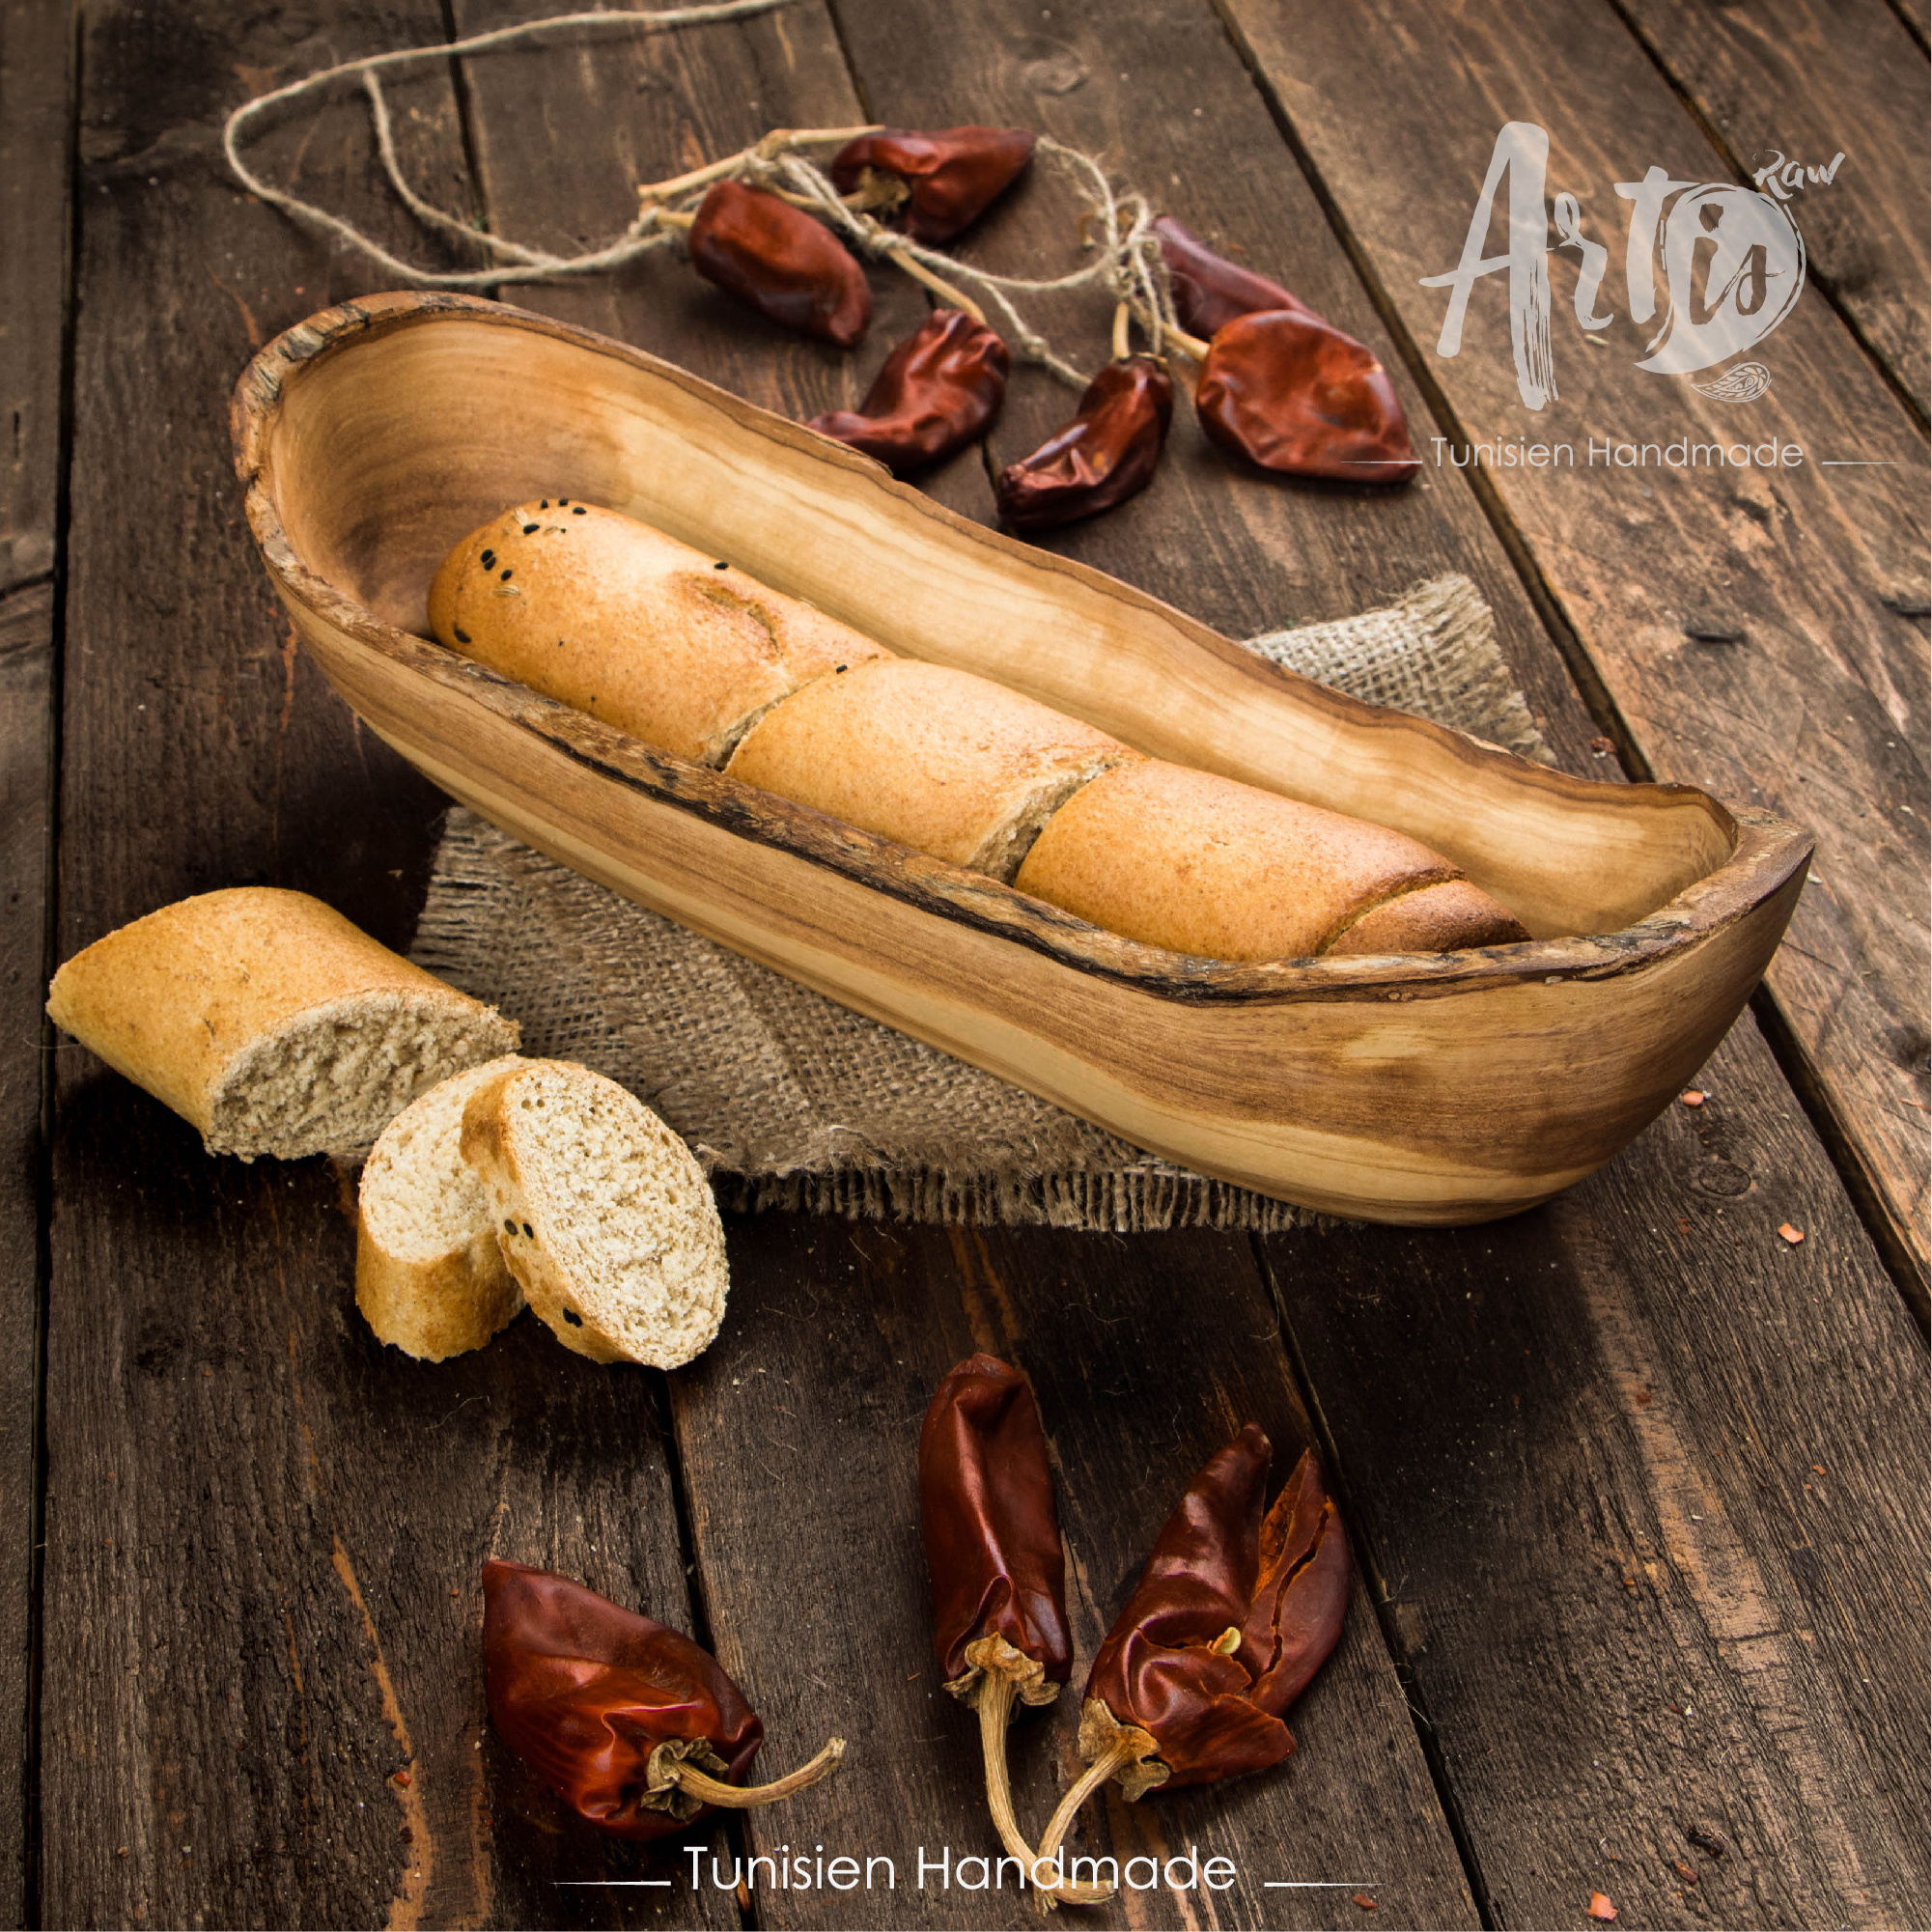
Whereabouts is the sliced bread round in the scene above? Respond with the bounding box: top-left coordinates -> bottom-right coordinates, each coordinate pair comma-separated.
459,1061 -> 728,1369
356,1055 -> 529,1361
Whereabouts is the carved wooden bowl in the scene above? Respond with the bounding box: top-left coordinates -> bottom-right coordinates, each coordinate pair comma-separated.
232,293 -> 1809,1224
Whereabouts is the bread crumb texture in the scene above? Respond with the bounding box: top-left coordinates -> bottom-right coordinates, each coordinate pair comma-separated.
465,1061 -> 728,1370
45,886 -> 519,1158
213,995 -> 519,1160
357,1056 -> 527,1359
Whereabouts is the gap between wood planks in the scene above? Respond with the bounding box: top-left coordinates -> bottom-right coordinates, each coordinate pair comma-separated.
1599,0 -> 1928,434
1241,1225 -> 1504,1930
1197,0 -> 1931,1331
13,1 -> 86,1924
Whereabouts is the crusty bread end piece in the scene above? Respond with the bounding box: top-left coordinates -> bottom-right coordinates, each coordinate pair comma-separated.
46,887 -> 521,1159
356,1056 -> 529,1360
429,500 -> 892,767
459,1060 -> 728,1369
1014,761 -> 1529,962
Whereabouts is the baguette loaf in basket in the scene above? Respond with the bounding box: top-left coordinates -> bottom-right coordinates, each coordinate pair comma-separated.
430,502 -> 1529,962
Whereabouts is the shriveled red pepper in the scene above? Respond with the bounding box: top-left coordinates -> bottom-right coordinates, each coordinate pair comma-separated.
920,1355 -> 1111,1907
830,126 -> 1036,244
483,1559 -> 845,1840
807,309 -> 1009,475
1195,310 -> 1418,483
1153,215 -> 1315,338
1033,1430 -> 1348,1868
687,180 -> 872,348
994,356 -> 1173,531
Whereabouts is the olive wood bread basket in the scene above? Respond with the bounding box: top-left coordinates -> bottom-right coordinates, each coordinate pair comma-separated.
232,294 -> 1809,1225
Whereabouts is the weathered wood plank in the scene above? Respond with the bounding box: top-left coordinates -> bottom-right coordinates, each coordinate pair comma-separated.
44,3 -> 725,1923
674,1217 -> 1479,1930
0,0 -> 70,598
1610,0 -> 1928,415
0,582 -> 53,1930
448,0 -> 951,502
828,4 -> 1930,1923
0,1 -> 70,1918
1217,0 -> 1932,1300
829,0 -> 1615,769
1263,1015 -> 1931,1928
445,9 -> 1472,1922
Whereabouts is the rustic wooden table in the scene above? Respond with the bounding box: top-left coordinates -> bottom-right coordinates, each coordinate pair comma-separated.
1,1 -> 1926,1926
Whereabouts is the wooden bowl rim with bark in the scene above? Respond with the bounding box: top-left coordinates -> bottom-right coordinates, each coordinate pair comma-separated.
230,292 -> 1811,1010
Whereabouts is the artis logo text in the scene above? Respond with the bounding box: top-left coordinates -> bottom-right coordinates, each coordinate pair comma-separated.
1421,122 -> 1841,408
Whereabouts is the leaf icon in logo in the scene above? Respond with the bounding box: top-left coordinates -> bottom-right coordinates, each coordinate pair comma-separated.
1690,361 -> 1773,403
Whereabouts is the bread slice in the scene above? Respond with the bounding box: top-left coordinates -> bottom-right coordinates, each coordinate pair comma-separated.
46,887 -> 521,1160
356,1056 -> 529,1360
725,658 -> 1136,879
459,1061 -> 727,1369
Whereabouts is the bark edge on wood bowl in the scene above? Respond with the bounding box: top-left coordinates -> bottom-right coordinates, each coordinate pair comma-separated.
230,293 -> 1809,1225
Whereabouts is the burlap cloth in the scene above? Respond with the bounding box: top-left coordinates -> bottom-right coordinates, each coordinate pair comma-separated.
409,575 -> 1550,1231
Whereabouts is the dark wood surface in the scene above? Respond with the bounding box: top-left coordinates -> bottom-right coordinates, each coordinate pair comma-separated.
11,0 -> 1928,1927
0,1 -> 70,1922
1217,0 -> 1932,1308
1610,0 -> 1930,418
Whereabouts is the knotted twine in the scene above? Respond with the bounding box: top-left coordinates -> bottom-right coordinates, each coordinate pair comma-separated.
222,0 -> 1182,390
407,576 -> 1552,1234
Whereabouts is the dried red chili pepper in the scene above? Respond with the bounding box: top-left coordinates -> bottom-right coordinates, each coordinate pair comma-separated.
807,309 -> 1010,475
1195,310 -> 1418,483
829,126 -> 1036,244
1033,1430 -> 1348,1868
1153,215 -> 1315,338
994,356 -> 1173,531
687,180 -> 872,348
483,1559 -> 845,1840
919,1355 -> 1111,1907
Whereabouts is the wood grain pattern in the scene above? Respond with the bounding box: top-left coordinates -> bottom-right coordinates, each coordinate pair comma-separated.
0,0 -> 70,597
42,4 -> 721,1923
1216,0 -> 1932,1299
830,0 -> 1627,769
1263,1017 -> 1931,1928
673,1215 -> 1479,1929
0,4 -> 69,1919
0,583 -> 53,1930
823,10 -> 1931,1925
1610,0 -> 1929,414
431,28 -> 1465,1926
236,294 -> 1809,1225
449,0 -> 938,442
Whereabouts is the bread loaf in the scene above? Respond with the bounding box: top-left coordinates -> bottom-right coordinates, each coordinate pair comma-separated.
1014,760 -> 1527,960
46,887 -> 520,1159
726,658 -> 1133,878
431,504 -> 1529,961
428,500 -> 889,765
459,1060 -> 728,1369
356,1055 -> 528,1359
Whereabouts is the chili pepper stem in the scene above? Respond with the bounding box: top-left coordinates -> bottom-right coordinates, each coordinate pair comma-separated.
637,126 -> 883,206
667,1737 -> 847,1808
1110,300 -> 1131,363
971,1677 -> 1114,1912
886,246 -> 989,327
1032,1738 -> 1139,1886
1127,299 -> 1208,362
649,209 -> 696,233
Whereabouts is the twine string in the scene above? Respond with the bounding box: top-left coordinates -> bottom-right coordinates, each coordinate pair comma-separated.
222,3 -> 1181,386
